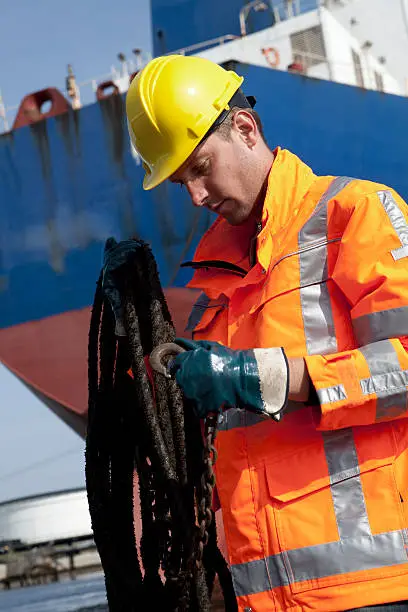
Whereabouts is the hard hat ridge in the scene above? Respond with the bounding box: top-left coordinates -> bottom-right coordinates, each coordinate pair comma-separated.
126,54 -> 247,190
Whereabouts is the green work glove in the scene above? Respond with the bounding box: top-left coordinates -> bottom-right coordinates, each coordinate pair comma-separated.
169,339 -> 289,420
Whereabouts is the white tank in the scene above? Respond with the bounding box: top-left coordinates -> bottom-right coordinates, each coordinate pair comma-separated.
0,488 -> 92,546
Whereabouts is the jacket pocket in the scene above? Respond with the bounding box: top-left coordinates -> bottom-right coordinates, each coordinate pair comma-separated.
261,436 -> 407,594
185,292 -> 228,340
247,239 -> 337,317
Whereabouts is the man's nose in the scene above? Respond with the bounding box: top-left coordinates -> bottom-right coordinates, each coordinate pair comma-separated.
186,180 -> 208,208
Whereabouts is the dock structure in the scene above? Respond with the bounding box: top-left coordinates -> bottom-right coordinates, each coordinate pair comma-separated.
0,534 -> 101,589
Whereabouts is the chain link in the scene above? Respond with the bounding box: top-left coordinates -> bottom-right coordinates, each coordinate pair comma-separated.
161,410 -> 219,611
194,412 -> 219,569
149,341 -> 220,574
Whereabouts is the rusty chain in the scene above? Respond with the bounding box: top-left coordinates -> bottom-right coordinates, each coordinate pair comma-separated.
149,342 -> 221,597
162,412 -> 219,611
194,412 -> 219,570
150,342 -> 220,569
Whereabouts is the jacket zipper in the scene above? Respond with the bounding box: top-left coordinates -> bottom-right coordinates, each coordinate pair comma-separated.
270,236 -> 341,273
183,236 -> 341,278
249,221 -> 263,268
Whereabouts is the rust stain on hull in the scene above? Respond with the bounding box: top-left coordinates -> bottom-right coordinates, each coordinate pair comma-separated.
99,94 -> 137,236
29,120 -> 65,273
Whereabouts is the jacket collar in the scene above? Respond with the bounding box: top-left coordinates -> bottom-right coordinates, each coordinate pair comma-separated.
256,147 -> 316,270
186,147 -> 316,289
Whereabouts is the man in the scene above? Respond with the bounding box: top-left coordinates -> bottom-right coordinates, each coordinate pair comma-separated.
287,53 -> 305,74
126,54 -> 408,611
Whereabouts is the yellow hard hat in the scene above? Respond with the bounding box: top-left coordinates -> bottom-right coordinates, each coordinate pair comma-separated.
126,55 -> 245,190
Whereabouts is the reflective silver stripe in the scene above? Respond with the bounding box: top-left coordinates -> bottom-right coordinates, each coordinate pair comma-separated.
185,292 -> 211,331
360,340 -> 402,374
353,306 -> 408,345
361,371 -> 408,396
217,408 -> 267,431
393,246 -> 408,261
217,403 -> 306,431
231,550 -> 289,596
322,429 -> 371,539
377,190 -> 408,261
299,282 -> 338,355
228,383 -> 406,598
317,384 -> 347,404
360,340 -> 408,420
298,176 -> 354,355
231,530 -> 408,596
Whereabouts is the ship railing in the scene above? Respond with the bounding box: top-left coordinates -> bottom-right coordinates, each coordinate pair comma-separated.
167,35 -> 241,57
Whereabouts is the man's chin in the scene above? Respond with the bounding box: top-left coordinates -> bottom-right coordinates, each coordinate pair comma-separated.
215,199 -> 250,226
221,210 -> 249,226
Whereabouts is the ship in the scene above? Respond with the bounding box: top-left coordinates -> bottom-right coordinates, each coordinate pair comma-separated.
1,0 -> 408,438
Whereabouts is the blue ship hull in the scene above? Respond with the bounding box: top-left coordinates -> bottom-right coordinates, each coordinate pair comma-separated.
1,63 -> 408,433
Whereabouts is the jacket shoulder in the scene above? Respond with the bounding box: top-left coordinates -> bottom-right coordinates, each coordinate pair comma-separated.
311,175 -> 404,211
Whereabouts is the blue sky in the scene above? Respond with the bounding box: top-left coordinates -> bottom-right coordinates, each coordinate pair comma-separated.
0,0 -> 152,124
0,364 -> 86,503
0,0 -> 152,503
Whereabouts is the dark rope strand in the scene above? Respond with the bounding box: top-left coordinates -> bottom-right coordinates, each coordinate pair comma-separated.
124,295 -> 177,483
142,246 -> 188,490
86,239 -> 236,611
110,343 -> 145,608
132,259 -> 191,610
88,301 -> 116,600
126,251 -> 198,609
128,255 -> 189,609
87,274 -> 103,424
141,248 -> 195,605
123,291 -> 175,598
140,249 -> 179,476
87,286 -> 144,611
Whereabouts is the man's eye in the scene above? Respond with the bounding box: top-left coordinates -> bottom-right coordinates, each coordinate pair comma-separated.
194,160 -> 210,176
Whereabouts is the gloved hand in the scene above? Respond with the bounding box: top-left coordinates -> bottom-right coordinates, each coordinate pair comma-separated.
102,237 -> 142,336
170,339 -> 289,420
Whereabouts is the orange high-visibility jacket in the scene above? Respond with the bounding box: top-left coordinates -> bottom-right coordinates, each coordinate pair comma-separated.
184,148 -> 408,611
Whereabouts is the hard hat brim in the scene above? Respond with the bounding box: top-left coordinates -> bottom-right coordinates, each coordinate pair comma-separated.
142,85 -> 257,191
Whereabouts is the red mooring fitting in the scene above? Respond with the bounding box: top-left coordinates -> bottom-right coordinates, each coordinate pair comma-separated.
12,88 -> 70,130
96,81 -> 120,101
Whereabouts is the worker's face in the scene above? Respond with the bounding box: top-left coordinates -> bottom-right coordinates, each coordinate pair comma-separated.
170,111 -> 263,226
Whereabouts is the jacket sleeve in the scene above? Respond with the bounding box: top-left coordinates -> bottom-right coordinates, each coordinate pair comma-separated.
304,187 -> 408,430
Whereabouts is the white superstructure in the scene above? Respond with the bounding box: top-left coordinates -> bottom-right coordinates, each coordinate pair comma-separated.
324,0 -> 408,94
196,5 -> 401,95
1,1 -> 407,134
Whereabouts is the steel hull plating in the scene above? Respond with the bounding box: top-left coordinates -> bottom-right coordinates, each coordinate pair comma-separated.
1,64 -> 408,432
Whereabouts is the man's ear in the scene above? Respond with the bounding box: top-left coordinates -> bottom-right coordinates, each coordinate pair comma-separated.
232,110 -> 258,147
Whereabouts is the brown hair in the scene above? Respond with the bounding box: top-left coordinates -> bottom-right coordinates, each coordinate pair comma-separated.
215,106 -> 266,142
